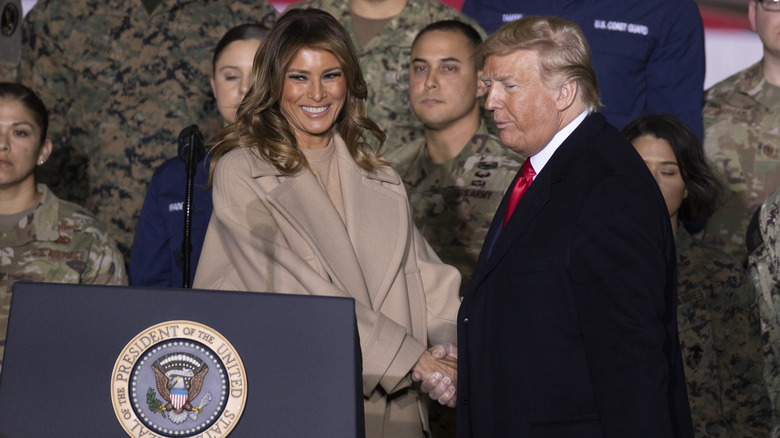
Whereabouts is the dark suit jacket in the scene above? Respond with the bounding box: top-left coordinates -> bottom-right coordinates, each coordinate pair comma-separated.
456,113 -> 693,437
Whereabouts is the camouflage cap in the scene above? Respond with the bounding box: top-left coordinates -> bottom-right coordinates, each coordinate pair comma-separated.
0,0 -> 22,63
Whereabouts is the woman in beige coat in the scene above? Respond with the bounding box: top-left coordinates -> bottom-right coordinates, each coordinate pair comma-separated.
193,9 -> 461,438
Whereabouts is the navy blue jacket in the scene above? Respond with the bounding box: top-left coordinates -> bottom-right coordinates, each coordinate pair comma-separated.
130,154 -> 213,287
461,0 -> 705,139
457,113 -> 693,437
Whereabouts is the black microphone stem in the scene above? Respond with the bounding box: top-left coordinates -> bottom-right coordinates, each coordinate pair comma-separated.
182,143 -> 196,288
178,125 -> 205,288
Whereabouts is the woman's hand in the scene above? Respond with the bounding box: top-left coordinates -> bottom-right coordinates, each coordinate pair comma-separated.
411,344 -> 458,407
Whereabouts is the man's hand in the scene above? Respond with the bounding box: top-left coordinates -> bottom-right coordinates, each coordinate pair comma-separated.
411,344 -> 458,407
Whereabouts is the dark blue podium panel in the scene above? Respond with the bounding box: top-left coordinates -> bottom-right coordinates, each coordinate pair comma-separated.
0,283 -> 364,438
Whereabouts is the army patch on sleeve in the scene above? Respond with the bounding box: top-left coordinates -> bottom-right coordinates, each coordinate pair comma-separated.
111,321 -> 247,437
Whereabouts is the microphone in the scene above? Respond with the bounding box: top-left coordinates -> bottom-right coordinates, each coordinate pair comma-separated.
177,125 -> 206,165
177,124 -> 205,288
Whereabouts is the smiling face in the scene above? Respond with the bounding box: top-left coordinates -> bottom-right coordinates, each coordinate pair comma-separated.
0,98 -> 52,192
632,134 -> 688,224
211,38 -> 262,125
409,29 -> 482,131
482,49 -> 562,157
279,48 -> 347,150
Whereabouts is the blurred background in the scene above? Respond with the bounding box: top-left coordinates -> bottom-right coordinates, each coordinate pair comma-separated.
17,0 -> 763,90
694,0 -> 763,88
272,0 -> 763,91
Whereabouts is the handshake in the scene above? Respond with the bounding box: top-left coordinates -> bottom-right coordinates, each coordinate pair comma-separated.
411,344 -> 458,408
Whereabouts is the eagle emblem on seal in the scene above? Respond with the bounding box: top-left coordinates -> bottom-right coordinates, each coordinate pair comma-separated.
149,352 -> 212,424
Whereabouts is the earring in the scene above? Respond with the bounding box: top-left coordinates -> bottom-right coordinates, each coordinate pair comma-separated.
39,160 -> 45,165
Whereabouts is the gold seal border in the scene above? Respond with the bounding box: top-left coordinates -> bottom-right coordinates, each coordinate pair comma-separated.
110,320 -> 248,438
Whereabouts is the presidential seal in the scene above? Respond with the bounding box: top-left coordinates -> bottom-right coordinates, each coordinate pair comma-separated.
111,321 -> 247,437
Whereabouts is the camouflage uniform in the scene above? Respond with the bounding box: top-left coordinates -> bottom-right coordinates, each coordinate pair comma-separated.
0,59 -> 16,83
384,121 -> 522,297
290,0 -> 485,146
703,60 -> 780,264
17,0 -> 278,260
676,227 -> 771,437
749,186 -> 780,436
0,184 -> 128,368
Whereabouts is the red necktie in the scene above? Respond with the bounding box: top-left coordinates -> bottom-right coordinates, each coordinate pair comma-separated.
502,159 -> 535,228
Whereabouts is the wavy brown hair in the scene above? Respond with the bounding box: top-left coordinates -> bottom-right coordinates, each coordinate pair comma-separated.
622,113 -> 722,221
209,8 -> 386,183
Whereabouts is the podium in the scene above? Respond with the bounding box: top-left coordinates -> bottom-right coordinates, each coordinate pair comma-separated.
0,283 -> 364,438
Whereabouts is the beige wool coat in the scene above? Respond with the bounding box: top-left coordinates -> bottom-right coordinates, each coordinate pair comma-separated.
193,133 -> 461,438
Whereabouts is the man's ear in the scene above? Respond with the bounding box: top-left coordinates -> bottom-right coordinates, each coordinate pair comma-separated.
555,80 -> 578,111
749,0 -> 757,32
476,70 -> 487,98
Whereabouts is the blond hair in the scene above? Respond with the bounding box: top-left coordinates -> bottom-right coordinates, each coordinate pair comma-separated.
479,16 -> 602,111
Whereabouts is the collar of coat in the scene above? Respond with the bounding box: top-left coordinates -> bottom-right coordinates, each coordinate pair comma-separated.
237,132 -> 410,313
243,133 -> 401,186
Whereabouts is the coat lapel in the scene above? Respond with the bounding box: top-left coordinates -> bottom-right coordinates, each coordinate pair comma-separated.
265,158 -> 373,309
479,167 -> 552,281
260,135 -> 406,311
469,113 -> 606,289
336,138 -> 408,310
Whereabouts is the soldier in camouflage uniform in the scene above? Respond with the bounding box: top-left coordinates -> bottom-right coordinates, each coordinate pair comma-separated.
384,20 -> 522,299
677,227 -> 770,437
17,0 -> 278,260
703,0 -> 780,264
625,113 -> 771,438
1,184 -> 128,367
749,185 -> 780,436
0,82 -> 127,372
290,0 -> 485,148
388,123 -> 521,297
383,21 -> 520,438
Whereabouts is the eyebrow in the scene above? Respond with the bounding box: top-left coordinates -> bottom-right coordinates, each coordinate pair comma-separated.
489,74 -> 513,82
642,158 -> 680,167
412,56 -> 462,64
287,66 -> 343,74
